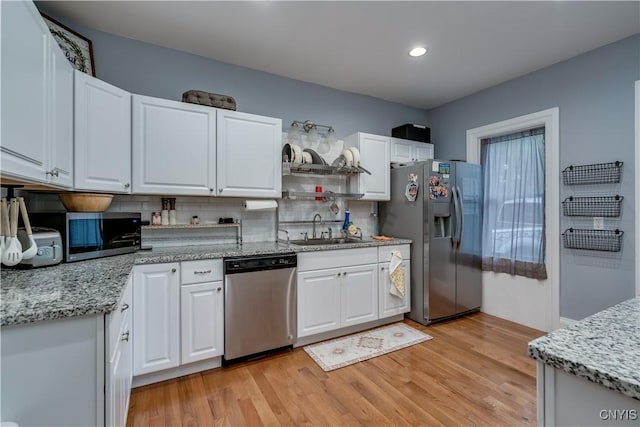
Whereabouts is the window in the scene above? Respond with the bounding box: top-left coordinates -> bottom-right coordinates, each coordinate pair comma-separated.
481,127 -> 547,280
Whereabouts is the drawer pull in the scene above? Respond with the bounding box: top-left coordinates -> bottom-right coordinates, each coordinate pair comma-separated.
121,330 -> 130,342
120,303 -> 129,312
194,270 -> 212,274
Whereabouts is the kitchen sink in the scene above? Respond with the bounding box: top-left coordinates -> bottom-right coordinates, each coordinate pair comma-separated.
289,237 -> 365,246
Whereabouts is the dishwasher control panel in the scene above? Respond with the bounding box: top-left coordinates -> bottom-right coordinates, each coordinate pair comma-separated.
224,253 -> 297,274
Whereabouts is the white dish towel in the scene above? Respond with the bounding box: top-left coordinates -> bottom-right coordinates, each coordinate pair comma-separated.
389,250 -> 405,298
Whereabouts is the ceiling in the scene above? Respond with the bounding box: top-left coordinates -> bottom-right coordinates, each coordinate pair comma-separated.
43,1 -> 640,110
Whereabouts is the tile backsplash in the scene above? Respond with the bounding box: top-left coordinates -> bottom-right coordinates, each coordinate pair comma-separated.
23,133 -> 378,247
24,192 -> 377,248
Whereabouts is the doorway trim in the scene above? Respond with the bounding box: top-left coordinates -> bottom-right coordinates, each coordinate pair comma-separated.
635,81 -> 639,297
466,107 -> 560,331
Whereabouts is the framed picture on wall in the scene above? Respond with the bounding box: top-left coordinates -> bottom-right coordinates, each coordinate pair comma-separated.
41,13 -> 96,76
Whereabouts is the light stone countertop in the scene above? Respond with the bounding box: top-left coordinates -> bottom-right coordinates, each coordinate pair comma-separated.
1,238 -> 411,327
528,297 -> 640,401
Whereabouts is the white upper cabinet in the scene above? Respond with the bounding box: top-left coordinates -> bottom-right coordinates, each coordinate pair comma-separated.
0,1 -> 72,187
49,39 -> 74,188
132,95 -> 216,195
390,137 -> 434,163
74,70 -> 132,193
216,110 -> 282,198
344,132 -> 390,201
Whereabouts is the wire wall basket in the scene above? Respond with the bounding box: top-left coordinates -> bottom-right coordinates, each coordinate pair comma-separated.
562,228 -> 623,252
561,195 -> 623,217
561,161 -> 623,185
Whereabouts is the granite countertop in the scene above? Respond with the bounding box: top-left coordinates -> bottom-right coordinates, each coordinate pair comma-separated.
528,297 -> 640,401
1,238 -> 411,327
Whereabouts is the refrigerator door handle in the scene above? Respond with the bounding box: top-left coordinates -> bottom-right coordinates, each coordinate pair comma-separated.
450,186 -> 458,248
456,185 -> 464,250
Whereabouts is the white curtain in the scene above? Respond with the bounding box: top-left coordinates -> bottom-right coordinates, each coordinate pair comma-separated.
481,127 -> 547,280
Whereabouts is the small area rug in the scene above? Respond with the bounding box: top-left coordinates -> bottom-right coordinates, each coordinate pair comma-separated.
303,323 -> 433,372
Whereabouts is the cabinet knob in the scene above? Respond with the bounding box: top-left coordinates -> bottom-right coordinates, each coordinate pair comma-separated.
381,267 -> 385,271
209,188 -> 214,193
217,287 -> 222,292
337,272 -> 341,277
218,188 -> 223,194
124,183 -> 130,189
120,303 -> 129,312
171,268 -> 177,273
121,330 -> 130,342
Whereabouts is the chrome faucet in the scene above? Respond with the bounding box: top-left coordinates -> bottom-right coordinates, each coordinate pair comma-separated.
312,213 -> 323,238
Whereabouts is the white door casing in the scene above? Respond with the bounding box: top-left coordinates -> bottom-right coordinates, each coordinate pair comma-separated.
466,107 -> 560,332
635,80 -> 640,297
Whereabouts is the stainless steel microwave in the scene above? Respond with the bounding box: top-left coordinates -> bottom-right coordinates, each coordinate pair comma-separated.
29,212 -> 141,262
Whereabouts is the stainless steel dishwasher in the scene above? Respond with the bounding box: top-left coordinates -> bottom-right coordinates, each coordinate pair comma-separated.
223,253 -> 297,362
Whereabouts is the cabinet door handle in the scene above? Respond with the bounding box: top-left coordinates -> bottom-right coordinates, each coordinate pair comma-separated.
171,268 -> 177,273
194,270 -> 212,275
120,303 -> 129,312
121,330 -> 130,342
46,169 -> 59,177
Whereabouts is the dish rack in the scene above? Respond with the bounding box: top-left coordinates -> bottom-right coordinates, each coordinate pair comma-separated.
282,162 -> 362,176
562,228 -> 623,252
561,195 -> 623,217
561,161 -> 623,185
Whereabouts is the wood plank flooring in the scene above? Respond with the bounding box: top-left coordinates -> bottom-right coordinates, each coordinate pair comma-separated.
127,313 -> 544,426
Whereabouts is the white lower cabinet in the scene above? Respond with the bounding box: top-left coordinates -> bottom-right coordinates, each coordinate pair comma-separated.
378,244 -> 412,318
181,281 -> 224,364
379,259 -> 411,318
341,264 -> 378,326
133,259 -> 223,379
107,273 -> 133,427
133,263 -> 180,376
298,268 -> 342,337
297,248 -> 379,338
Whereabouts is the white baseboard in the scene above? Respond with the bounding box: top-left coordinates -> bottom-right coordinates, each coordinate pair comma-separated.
132,357 -> 222,388
559,317 -> 577,328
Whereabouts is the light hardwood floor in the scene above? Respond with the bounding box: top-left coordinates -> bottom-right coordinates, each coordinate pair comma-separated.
127,313 -> 544,426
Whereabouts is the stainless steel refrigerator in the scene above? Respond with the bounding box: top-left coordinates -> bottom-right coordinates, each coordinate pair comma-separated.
380,160 -> 483,325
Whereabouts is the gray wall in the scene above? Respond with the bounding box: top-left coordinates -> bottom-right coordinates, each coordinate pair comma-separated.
427,34 -> 640,320
38,3 -> 638,320
37,5 -> 428,139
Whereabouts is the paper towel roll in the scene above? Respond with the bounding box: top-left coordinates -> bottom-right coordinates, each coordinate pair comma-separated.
243,199 -> 278,211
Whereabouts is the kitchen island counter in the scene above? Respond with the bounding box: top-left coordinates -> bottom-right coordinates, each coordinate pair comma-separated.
1,238 -> 411,326
528,297 -> 640,401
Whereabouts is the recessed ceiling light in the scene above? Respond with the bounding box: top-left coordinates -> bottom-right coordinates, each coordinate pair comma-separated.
409,47 -> 427,57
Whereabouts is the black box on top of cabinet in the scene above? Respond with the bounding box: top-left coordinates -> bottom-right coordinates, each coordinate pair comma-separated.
392,123 -> 431,143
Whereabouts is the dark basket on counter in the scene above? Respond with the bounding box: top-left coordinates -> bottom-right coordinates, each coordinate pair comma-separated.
561,161 -> 622,185
562,228 -> 623,252
561,195 -> 623,217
